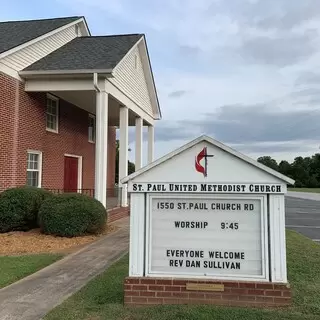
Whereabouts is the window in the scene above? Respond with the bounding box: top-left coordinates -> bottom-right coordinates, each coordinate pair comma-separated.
88,114 -> 96,143
46,94 -> 59,132
26,151 -> 42,187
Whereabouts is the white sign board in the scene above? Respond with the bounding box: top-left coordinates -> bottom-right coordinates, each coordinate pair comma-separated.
146,194 -> 269,281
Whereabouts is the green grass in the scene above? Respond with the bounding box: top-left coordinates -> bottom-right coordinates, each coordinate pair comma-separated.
45,231 -> 320,320
0,254 -> 62,288
288,188 -> 320,193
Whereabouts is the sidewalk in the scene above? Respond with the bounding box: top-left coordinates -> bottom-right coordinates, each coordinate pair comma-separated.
0,217 -> 129,320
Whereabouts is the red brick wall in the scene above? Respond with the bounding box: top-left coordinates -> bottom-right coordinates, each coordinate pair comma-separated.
124,277 -> 291,308
0,72 -> 116,192
0,73 -> 16,190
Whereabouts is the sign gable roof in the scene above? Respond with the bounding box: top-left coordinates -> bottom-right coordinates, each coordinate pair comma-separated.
121,135 -> 295,185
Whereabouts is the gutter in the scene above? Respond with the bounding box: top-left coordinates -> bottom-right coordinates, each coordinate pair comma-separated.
19,68 -> 113,76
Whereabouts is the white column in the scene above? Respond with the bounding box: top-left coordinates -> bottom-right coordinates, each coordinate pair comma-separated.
129,193 -> 146,276
94,90 -> 108,207
119,106 -> 129,206
135,117 -> 143,170
269,195 -> 288,283
148,125 -> 154,164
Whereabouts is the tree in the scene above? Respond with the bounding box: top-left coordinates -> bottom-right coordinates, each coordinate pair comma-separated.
257,156 -> 279,171
278,160 -> 293,179
256,152 -> 320,188
292,157 -> 309,188
115,140 -> 135,184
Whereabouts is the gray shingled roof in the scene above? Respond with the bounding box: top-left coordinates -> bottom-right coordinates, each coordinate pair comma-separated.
0,16 -> 82,54
23,34 -> 143,72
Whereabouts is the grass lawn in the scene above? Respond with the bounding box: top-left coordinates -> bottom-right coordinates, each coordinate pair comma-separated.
0,254 -> 62,289
45,231 -> 320,320
288,188 -> 320,193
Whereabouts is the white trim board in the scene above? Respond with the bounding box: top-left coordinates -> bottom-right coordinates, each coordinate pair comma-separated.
121,135 -> 295,185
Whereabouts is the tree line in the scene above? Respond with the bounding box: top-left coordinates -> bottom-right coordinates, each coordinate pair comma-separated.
257,154 -> 320,188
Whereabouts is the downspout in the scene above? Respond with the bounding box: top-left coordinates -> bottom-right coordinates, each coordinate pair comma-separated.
93,72 -> 100,92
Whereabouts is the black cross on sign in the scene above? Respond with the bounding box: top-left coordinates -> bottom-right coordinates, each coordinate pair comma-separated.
203,151 -> 214,177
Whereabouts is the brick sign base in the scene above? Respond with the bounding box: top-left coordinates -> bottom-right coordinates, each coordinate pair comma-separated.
124,277 -> 291,308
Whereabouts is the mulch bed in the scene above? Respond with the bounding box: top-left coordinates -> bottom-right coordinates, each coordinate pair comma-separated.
0,223 -> 119,255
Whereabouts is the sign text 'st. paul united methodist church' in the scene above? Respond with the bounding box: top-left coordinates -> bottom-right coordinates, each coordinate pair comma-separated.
131,182 -> 283,193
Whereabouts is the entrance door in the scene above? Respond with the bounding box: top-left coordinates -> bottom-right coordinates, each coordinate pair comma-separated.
64,156 -> 79,192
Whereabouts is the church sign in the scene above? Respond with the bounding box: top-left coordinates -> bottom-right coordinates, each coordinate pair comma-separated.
122,135 -> 294,307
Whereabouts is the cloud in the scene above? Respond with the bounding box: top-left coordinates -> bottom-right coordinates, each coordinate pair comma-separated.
295,71 -> 320,86
168,90 -> 188,98
179,45 -> 202,58
291,88 -> 320,98
57,0 -> 320,160
237,30 -> 319,66
255,0 -> 320,31
60,0 -> 320,69
290,87 -> 320,106
154,103 -> 320,146
231,141 -> 317,154
153,124 -> 194,142
212,0 -> 320,31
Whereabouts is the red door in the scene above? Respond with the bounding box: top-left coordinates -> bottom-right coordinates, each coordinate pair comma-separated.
64,156 -> 78,192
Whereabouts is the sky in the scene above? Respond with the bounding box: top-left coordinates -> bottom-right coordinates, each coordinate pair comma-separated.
2,0 -> 320,165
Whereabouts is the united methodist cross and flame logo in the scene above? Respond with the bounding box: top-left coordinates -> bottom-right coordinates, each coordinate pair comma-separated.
195,147 -> 214,177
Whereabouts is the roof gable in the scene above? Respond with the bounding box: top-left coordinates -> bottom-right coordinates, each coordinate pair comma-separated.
122,135 -> 295,185
0,16 -> 82,54
108,35 -> 161,119
23,34 -> 143,72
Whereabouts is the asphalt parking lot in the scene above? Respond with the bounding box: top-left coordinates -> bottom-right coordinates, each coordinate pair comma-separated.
285,195 -> 320,242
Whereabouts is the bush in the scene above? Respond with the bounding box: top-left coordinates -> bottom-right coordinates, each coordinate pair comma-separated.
0,186 -> 52,233
38,193 -> 106,237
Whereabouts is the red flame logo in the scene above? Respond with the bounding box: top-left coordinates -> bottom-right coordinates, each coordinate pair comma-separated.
195,147 -> 214,177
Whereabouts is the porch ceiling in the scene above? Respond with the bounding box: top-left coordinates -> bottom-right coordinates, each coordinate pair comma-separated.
51,90 -> 147,126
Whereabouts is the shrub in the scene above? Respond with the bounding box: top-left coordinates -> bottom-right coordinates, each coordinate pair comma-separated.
0,186 -> 52,233
38,193 -> 106,237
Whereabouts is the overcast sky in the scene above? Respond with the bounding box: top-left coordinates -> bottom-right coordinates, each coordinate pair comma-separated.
2,0 -> 320,165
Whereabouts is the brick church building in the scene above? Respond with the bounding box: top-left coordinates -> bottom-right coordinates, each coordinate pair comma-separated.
0,16 -> 161,208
